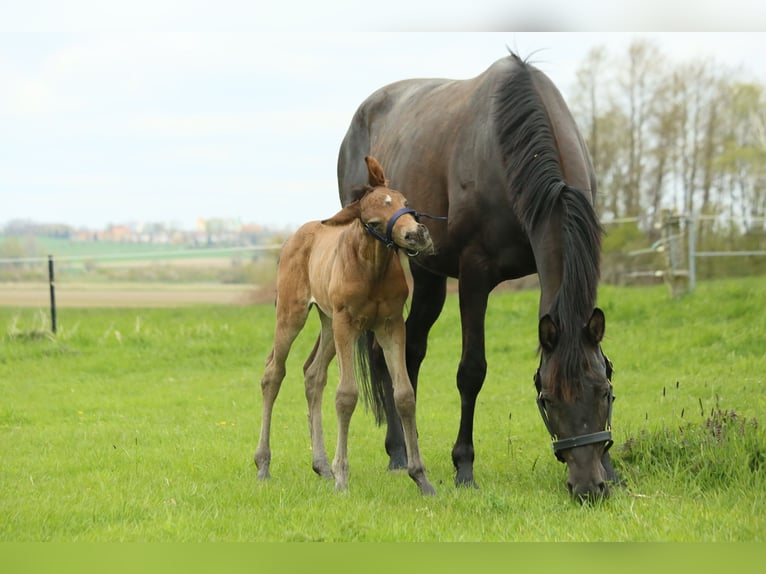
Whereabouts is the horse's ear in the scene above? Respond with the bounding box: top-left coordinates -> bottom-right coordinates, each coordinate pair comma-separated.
585,308 -> 606,344
365,156 -> 388,187
539,314 -> 558,352
322,201 -> 361,227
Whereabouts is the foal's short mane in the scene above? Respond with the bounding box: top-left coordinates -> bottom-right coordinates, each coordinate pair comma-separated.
493,52 -> 603,398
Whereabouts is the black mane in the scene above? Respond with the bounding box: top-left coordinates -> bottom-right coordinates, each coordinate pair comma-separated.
493,53 -> 603,397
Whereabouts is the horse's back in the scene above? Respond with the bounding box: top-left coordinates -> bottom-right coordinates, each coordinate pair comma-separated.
337,54 -> 595,282
337,56 -> 530,277
339,54 -> 592,199
338,69 -> 499,205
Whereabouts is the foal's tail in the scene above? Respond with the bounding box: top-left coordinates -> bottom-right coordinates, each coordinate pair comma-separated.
355,331 -> 388,425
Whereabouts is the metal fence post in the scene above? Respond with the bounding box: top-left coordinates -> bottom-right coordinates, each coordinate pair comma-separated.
48,255 -> 57,334
687,215 -> 696,293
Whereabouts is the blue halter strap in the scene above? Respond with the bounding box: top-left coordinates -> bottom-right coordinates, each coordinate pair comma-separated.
363,207 -> 446,251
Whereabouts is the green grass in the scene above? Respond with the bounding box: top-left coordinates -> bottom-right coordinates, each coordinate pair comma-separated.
1,277 -> 765,541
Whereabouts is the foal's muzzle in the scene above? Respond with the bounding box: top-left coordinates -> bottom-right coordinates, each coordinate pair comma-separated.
364,207 -> 445,256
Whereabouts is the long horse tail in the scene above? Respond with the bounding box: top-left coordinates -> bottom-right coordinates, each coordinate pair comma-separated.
355,330 -> 387,425
494,52 -> 603,396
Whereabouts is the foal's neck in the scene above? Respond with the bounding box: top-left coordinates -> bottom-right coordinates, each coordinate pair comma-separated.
347,220 -> 400,281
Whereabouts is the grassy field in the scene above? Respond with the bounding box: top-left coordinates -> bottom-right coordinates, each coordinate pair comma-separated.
0,277 -> 764,541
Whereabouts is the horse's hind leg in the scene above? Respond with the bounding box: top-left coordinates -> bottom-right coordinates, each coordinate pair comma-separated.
377,319 -> 436,496
254,347 -> 285,479
303,312 -> 335,479
254,301 -> 309,480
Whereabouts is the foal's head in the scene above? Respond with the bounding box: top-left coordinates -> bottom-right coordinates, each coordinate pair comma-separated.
324,156 -> 434,255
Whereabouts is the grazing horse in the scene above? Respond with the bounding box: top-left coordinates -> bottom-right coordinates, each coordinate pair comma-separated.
337,53 -> 616,500
254,156 -> 436,496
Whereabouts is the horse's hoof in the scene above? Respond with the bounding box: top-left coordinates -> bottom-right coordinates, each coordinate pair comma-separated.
455,472 -> 479,489
387,453 -> 408,471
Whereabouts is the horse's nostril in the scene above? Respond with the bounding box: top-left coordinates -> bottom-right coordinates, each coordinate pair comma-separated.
406,229 -> 426,244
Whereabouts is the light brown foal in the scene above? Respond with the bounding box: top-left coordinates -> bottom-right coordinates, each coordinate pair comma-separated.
254,156 -> 436,495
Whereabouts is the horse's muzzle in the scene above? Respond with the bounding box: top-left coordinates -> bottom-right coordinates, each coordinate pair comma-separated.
566,459 -> 610,502
404,224 -> 434,255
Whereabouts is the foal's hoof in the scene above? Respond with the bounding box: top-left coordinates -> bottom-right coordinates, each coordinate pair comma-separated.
256,468 -> 271,480
334,481 -> 349,493
418,481 -> 437,496
313,463 -> 334,480
254,454 -> 271,480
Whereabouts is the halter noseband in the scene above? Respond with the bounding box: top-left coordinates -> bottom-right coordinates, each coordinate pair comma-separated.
362,207 -> 447,255
535,353 -> 615,463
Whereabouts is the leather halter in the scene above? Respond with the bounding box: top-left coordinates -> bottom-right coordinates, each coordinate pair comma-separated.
362,207 -> 446,255
535,353 -> 615,463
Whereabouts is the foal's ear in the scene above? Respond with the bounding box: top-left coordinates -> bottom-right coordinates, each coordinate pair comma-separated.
538,314 -> 559,352
585,308 -> 606,344
322,200 -> 362,227
365,156 -> 388,187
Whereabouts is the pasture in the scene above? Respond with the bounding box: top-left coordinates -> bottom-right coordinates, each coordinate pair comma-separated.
1,277 -> 764,541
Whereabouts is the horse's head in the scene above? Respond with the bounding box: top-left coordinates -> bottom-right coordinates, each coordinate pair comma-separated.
535,307 -> 614,502
326,156 -> 434,255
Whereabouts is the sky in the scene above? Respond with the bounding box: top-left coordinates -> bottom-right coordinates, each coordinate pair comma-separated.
2,2 -> 766,231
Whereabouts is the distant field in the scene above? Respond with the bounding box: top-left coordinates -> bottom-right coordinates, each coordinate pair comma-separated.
0,281 -> 270,307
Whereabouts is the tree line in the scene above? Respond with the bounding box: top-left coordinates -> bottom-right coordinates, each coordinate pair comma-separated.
570,39 -> 766,235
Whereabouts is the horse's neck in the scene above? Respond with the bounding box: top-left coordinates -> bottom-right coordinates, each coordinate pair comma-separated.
530,215 -> 564,318
341,223 -> 399,281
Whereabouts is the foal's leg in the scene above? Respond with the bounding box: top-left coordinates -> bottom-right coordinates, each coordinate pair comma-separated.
254,301 -> 310,480
377,317 -> 436,496
381,267 -> 448,469
331,315 -> 360,491
302,312 -> 335,479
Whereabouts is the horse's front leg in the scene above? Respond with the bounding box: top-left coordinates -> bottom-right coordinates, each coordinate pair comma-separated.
381,268 -> 447,469
377,317 -> 436,496
452,270 -> 491,488
331,315 -> 359,492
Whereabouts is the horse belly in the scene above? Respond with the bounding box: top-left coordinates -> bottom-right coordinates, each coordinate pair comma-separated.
305,230 -> 345,316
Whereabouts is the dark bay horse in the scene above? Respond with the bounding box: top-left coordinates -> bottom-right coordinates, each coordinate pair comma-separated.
337,53 -> 616,500
255,156 -> 436,495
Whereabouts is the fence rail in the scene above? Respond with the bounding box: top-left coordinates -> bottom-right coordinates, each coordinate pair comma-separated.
619,212 -> 766,295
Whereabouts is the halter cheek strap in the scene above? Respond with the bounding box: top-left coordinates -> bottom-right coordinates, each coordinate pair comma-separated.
535,354 -> 615,463
363,207 -> 447,253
